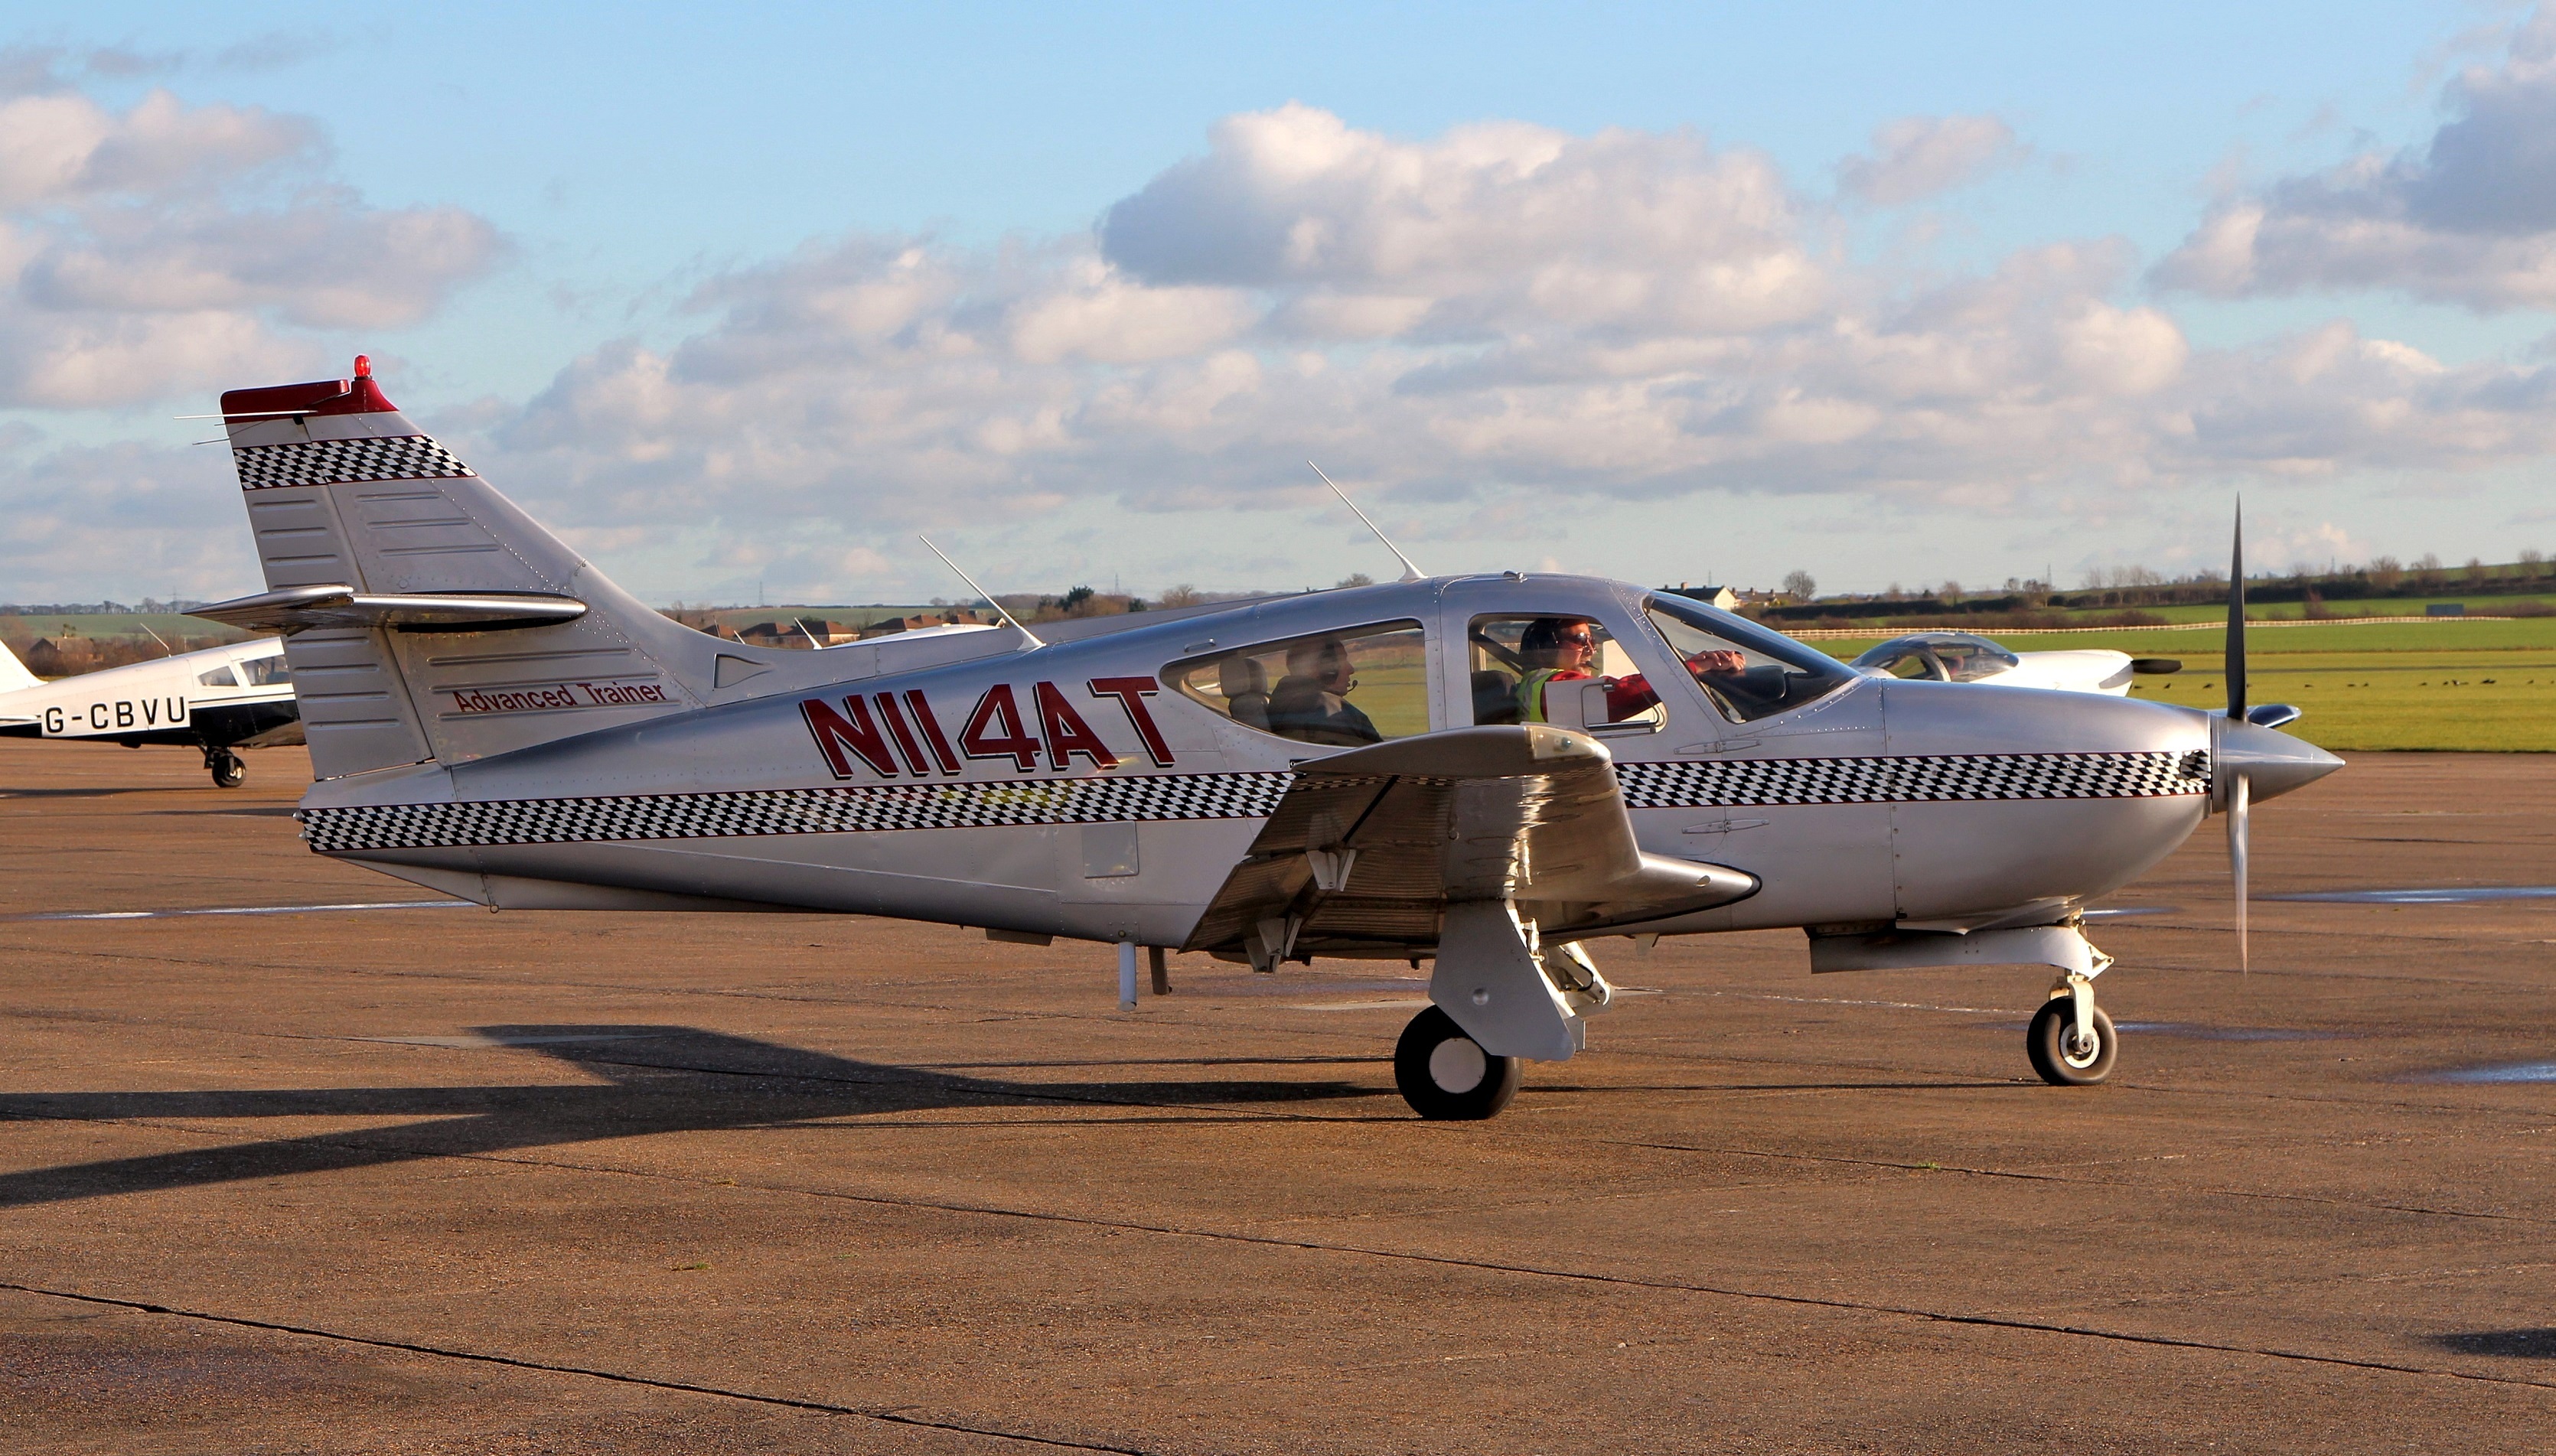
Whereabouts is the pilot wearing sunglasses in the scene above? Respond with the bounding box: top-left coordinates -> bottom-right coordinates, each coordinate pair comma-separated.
1515,617 -> 1745,725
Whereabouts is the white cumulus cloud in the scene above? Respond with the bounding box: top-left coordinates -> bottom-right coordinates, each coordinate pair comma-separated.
2157,8 -> 2556,308
0,76 -> 504,409
1835,114 -> 2025,207
437,103 -> 2556,604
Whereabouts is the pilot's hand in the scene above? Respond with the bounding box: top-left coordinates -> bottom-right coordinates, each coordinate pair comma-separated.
1687,650 -> 1746,676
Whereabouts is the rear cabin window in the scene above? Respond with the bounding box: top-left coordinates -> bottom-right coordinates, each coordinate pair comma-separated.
1468,615 -> 1666,731
1165,621 -> 1430,746
197,663 -> 241,688
1643,594 -> 1856,723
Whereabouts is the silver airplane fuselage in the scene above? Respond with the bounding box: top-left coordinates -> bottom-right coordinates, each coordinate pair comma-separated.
302,572 -> 2243,948
197,363 -> 2342,1114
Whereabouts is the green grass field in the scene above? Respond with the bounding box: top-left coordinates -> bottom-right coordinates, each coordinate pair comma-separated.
1808,620 -> 2556,751
2066,594 -> 2556,624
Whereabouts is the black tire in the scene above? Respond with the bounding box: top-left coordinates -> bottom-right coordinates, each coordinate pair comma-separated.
210,750 -> 245,789
1394,1006 -> 1521,1120
2026,999 -> 2117,1086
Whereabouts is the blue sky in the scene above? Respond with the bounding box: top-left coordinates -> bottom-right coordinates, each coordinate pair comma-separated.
4,2 -> 2552,604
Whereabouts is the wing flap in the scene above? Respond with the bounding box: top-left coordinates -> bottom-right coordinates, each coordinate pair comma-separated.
1182,725 -> 1756,960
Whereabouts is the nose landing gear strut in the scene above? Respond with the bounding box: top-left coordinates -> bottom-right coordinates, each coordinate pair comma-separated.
2026,971 -> 2117,1085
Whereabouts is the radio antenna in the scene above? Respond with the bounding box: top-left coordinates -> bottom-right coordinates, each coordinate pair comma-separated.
1308,462 -> 1424,583
918,536 -> 1044,648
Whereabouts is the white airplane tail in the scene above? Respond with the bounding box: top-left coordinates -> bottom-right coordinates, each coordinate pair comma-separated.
217,360 -> 738,780
0,639 -> 40,692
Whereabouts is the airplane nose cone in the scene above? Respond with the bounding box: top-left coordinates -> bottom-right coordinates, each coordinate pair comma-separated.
2215,718 -> 2344,803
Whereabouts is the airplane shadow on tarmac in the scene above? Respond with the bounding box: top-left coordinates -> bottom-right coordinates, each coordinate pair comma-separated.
0,1026 -> 1390,1209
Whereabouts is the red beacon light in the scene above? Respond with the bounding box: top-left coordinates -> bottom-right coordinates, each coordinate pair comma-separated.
353,354 -> 372,378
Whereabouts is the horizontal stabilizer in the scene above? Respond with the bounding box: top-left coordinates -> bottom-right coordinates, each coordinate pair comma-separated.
191,584 -> 588,635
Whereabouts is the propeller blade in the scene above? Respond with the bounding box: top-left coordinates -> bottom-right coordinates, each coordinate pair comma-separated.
2228,770 -> 2250,974
2227,500 -> 2247,723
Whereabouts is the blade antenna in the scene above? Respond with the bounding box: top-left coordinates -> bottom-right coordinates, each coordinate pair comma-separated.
918,536 -> 1044,648
1308,462 -> 1424,584
2227,498 -> 2249,974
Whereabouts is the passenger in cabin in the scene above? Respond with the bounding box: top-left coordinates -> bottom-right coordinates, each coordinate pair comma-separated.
1265,636 -> 1382,745
1514,617 -> 1744,725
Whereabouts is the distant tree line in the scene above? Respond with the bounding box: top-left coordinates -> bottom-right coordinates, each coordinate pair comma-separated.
1753,551 -> 2556,626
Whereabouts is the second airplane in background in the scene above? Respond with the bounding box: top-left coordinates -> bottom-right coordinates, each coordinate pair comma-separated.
0,637 -> 299,787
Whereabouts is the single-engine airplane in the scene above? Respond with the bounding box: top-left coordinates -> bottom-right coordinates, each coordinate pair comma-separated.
0,635 -> 299,786
1850,630 -> 2184,696
191,359 -> 2341,1118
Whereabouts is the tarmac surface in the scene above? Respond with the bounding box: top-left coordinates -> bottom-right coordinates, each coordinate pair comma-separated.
2,739 -> 2553,1454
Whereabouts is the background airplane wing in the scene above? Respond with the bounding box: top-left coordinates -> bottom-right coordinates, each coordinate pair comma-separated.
1182,725 -> 1756,966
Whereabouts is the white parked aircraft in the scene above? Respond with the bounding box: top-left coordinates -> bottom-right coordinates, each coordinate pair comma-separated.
1850,631 -> 2183,696
191,360 -> 2339,1118
0,636 -> 300,786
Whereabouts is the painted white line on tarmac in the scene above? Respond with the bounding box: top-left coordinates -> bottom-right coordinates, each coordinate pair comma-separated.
9,900 -> 478,922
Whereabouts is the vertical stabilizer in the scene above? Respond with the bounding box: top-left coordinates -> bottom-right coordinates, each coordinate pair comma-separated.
0,640 -> 40,694
223,358 -> 729,780
0,640 -> 40,693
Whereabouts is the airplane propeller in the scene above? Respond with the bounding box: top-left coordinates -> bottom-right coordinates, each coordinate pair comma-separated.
2226,502 -> 2249,973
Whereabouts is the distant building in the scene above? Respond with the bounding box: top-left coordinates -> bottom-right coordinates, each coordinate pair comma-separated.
859,609 -> 989,640
1665,584 -> 1741,611
735,619 -> 859,648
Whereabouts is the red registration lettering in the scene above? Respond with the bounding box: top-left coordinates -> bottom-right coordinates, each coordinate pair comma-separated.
1088,677 -> 1173,767
1034,681 -> 1117,770
959,684 -> 1042,772
903,690 -> 962,774
800,696 -> 899,779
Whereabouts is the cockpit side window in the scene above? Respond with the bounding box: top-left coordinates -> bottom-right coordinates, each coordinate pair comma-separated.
236,650 -> 292,687
1163,620 -> 1430,747
1468,615 -> 1666,731
1642,594 -> 1856,723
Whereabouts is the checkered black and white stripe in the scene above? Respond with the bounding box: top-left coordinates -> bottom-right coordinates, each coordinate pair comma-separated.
302,770 -> 1296,853
233,435 -> 473,491
302,751 -> 2206,854
1617,750 -> 2207,810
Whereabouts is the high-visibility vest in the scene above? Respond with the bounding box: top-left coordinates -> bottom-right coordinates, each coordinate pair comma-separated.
1516,669 -> 1576,723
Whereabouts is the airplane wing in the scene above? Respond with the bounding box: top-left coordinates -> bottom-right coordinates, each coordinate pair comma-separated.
1182,725 -> 1756,969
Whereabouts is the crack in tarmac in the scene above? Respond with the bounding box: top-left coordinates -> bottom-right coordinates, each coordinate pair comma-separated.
0,1280 -> 1153,1453
1598,1138 -> 2556,1228
9,1084 -> 2556,1402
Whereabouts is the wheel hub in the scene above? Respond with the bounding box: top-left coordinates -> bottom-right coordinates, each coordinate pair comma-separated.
1427,1037 -> 1488,1093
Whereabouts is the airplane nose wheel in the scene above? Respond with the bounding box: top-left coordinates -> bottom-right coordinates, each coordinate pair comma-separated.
1394,1006 -> 1521,1119
2026,998 -> 2117,1086
205,748 -> 245,789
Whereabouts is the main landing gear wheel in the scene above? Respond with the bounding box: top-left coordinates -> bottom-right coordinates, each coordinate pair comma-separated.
1394,1006 -> 1521,1120
2026,999 -> 2118,1086
207,748 -> 245,789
